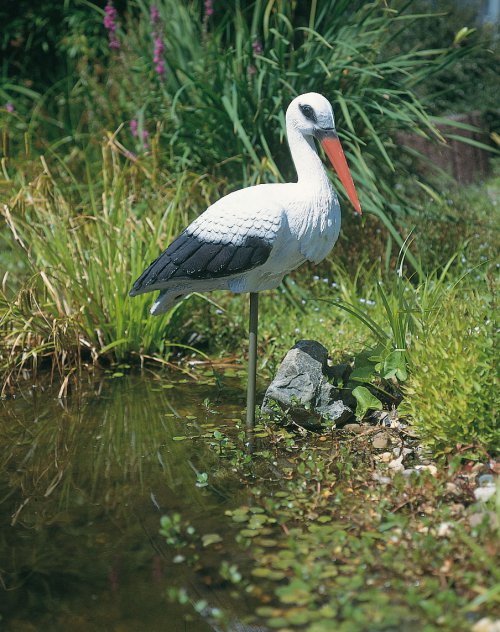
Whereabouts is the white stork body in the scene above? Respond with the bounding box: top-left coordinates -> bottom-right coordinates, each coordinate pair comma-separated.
130,93 -> 360,314
147,178 -> 339,312
130,92 -> 362,426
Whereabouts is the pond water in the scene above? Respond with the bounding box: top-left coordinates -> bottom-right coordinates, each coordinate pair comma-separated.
0,371 -> 258,631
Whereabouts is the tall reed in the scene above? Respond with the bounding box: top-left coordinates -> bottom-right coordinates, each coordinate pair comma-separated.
0,139 -> 218,379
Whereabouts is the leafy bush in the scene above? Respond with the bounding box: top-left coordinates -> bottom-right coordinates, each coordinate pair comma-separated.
392,0 -> 500,115
400,288 -> 498,456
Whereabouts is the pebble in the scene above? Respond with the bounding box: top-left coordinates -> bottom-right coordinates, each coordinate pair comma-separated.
372,432 -> 389,449
473,484 -> 496,503
472,617 -> 500,632
388,455 -> 404,471
402,464 -> 438,478
372,472 -> 392,485
393,447 -> 413,458
469,511 -> 498,529
437,522 -> 453,537
343,423 -> 365,434
445,482 -> 460,496
478,474 -> 494,486
378,452 -> 393,463
415,464 -> 438,477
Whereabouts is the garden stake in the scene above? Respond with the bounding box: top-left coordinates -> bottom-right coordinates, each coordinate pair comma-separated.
246,292 -> 259,429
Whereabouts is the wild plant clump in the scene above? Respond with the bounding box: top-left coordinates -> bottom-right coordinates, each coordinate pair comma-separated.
400,291 -> 498,456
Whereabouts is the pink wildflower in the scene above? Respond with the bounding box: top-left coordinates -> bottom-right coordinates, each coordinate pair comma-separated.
153,33 -> 166,79
150,7 -> 166,81
247,64 -> 256,77
5,102 -> 15,113
204,0 -> 214,17
252,39 -> 263,55
104,1 -> 120,50
155,57 -> 166,79
150,5 -> 160,26
142,129 -> 150,151
130,119 -> 138,138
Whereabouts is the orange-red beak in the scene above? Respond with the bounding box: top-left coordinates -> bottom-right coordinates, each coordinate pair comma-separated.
321,136 -> 362,215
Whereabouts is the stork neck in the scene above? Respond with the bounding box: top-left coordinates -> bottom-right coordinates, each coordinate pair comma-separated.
288,126 -> 330,189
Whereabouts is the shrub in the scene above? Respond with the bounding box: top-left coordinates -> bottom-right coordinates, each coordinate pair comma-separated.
400,288 -> 498,456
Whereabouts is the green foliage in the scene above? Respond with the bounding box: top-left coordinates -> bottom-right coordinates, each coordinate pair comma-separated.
0,142 -> 210,374
352,384 -> 383,419
391,0 -> 500,115
399,166 -> 500,273
161,420 -> 499,630
332,267 -> 415,384
3,1 -> 484,253
296,249 -> 497,441
159,513 -> 185,545
400,290 -> 498,456
77,0 -> 479,254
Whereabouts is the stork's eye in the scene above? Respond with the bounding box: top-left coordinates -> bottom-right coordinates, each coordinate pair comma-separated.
299,104 -> 317,123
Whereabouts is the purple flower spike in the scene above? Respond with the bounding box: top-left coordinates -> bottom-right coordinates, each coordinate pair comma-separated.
103,2 -> 116,30
142,129 -> 150,151
104,1 -> 120,50
153,35 -> 164,64
5,102 -> 15,113
252,39 -> 263,55
153,33 -> 166,80
204,0 -> 214,17
130,119 -> 138,138
155,59 -> 166,79
150,5 -> 160,26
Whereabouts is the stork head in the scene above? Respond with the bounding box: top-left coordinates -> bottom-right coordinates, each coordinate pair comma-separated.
286,92 -> 362,215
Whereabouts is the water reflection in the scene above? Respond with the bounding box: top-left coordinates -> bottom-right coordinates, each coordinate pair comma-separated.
0,372 -> 254,631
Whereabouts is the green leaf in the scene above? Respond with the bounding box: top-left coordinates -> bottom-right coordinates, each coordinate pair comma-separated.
352,386 -> 383,420
251,567 -> 286,580
349,364 -> 377,383
382,349 -> 408,381
276,579 -> 313,605
202,533 -> 223,547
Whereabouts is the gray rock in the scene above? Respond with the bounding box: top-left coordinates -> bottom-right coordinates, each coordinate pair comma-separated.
343,423 -> 365,434
261,340 -> 353,425
372,432 -> 390,449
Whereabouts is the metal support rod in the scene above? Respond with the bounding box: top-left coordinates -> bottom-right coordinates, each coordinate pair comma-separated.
246,292 -> 259,430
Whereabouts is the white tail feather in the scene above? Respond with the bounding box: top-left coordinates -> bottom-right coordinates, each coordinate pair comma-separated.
150,290 -> 187,315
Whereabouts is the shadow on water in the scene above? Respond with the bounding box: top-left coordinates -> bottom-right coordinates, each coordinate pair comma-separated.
0,372 -> 258,631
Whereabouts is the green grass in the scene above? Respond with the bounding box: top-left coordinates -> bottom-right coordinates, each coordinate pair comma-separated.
400,287 -> 498,457
0,143 -> 216,379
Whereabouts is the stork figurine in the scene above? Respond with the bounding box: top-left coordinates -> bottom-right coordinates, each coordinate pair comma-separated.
130,93 -> 362,427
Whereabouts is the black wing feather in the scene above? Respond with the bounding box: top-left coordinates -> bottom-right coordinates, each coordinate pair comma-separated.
169,233 -> 203,265
205,245 -> 237,274
129,230 -> 272,296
